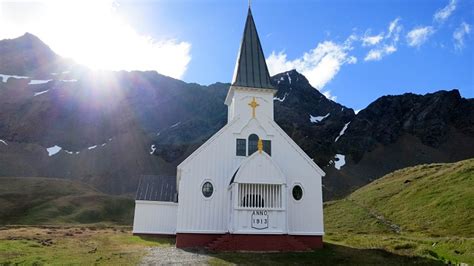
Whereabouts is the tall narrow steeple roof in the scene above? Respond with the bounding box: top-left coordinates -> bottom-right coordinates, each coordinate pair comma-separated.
231,8 -> 274,89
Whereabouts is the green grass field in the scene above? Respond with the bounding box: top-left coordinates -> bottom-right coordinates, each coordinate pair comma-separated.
1,226 -> 442,265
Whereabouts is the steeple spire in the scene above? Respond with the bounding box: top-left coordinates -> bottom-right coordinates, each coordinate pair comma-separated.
231,7 -> 273,89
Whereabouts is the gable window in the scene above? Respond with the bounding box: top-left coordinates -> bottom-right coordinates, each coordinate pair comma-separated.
262,140 -> 271,156
248,134 -> 259,155
236,139 -> 246,156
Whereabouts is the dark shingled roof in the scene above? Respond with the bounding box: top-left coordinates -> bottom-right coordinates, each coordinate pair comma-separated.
135,175 -> 177,202
231,7 -> 274,90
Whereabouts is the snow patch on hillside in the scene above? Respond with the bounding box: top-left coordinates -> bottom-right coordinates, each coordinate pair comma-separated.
170,122 -> 181,128
29,79 -> 52,85
150,144 -> 156,155
88,145 -> 97,150
0,74 -> 29,82
274,93 -> 289,102
0,140 -> 7,146
34,90 -> 49,96
286,72 -> 292,84
61,79 -> 78,82
334,154 -> 346,170
47,145 -> 62,156
335,122 -> 351,142
310,113 -> 330,123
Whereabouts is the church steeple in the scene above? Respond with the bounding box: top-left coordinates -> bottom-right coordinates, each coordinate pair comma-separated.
231,7 -> 273,89
225,7 -> 275,121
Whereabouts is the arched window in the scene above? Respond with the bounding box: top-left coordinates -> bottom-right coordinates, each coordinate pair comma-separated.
248,134 -> 259,155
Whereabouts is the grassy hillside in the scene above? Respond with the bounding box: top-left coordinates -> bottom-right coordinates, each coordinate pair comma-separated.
325,158 -> 474,264
0,177 -> 134,225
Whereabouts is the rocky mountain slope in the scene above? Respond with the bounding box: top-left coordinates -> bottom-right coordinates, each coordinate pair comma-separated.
0,33 -> 473,199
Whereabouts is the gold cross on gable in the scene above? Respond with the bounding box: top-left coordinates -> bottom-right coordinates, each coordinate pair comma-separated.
248,97 -> 260,118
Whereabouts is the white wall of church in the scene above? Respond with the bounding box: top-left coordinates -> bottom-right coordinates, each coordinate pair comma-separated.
133,201 -> 177,235
177,108 -> 324,235
176,122 -> 245,233
270,123 -> 325,235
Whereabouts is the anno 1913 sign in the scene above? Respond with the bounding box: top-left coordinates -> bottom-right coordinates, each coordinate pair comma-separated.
251,210 -> 269,229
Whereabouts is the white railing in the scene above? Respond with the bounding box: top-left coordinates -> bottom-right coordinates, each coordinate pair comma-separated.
237,183 -> 282,209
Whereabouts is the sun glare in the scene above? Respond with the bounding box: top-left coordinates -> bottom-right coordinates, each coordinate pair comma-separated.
0,0 -> 191,79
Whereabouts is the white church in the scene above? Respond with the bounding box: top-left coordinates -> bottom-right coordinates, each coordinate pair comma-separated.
133,7 -> 325,251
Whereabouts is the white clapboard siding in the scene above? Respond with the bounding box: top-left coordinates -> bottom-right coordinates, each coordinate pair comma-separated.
133,201 -> 177,234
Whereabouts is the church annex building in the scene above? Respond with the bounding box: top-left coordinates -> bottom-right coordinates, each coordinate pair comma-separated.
133,7 -> 325,251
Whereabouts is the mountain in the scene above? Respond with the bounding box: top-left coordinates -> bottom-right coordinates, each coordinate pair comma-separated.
324,89 -> 474,198
0,33 -> 473,199
0,33 -> 74,77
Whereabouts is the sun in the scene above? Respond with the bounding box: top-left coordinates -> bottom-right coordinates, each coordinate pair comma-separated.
0,0 -> 191,79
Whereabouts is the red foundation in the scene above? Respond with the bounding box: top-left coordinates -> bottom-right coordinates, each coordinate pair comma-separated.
176,233 -> 323,251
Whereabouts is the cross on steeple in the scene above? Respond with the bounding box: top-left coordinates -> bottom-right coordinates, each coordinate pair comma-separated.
248,97 -> 259,118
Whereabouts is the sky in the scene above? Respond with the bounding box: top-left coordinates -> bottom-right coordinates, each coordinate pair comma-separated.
0,0 -> 473,111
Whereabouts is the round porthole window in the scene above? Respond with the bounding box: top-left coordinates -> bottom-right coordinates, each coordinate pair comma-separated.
202,181 -> 214,198
292,185 -> 303,201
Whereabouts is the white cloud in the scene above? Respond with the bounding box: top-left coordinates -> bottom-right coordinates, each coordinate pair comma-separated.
323,91 -> 337,101
434,0 -> 457,23
364,50 -> 382,61
266,38 -> 356,100
406,26 -> 435,47
364,18 -> 402,61
362,33 -> 384,46
364,45 -> 397,61
0,0 -> 191,79
453,22 -> 471,50
387,17 -> 402,41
